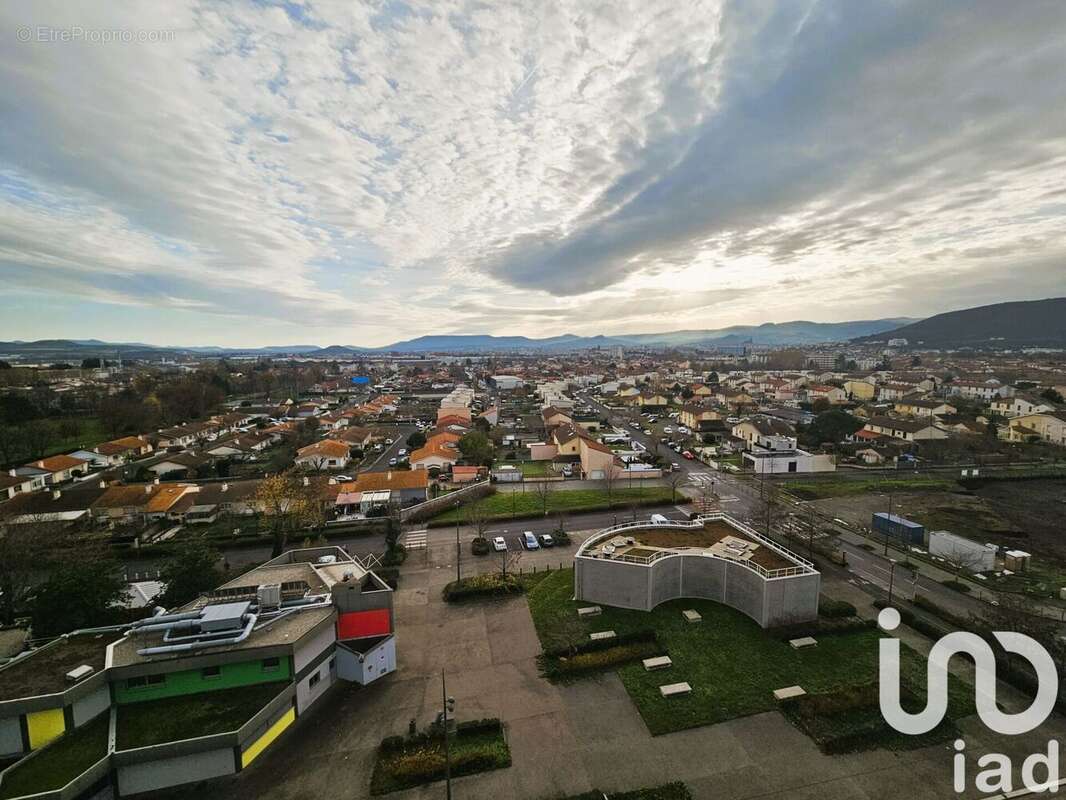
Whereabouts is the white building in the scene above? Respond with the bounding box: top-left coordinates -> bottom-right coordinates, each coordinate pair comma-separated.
929,530 -> 996,572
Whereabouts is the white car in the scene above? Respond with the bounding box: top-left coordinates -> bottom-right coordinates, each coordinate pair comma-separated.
493,536 -> 507,552
398,448 -> 407,456
663,426 -> 674,434
385,438 -> 394,445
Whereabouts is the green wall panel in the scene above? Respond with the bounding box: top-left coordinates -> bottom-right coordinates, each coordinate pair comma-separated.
114,656 -> 291,704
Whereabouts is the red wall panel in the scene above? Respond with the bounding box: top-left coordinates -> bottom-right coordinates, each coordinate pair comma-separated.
337,609 -> 391,639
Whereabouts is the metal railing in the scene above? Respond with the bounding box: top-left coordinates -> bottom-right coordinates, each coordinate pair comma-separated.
575,513 -> 816,580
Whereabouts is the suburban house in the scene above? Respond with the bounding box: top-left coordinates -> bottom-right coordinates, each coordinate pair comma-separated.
876,382 -> 915,402
19,454 -> 91,485
156,422 -> 217,449
95,436 -> 154,465
143,452 -> 212,479
338,470 -> 430,508
680,405 -> 724,431
205,433 -> 271,460
740,430 -> 836,474
893,397 -> 957,418
0,472 -> 41,502
0,547 -> 395,798
541,406 -> 573,429
862,416 -> 949,441
989,394 -> 1055,418
731,417 -> 795,450
947,379 -> 1014,401
1006,410 -> 1066,446
295,439 -> 352,471
634,391 -> 670,409
410,433 -> 461,471
805,384 -> 848,405
329,426 -> 375,450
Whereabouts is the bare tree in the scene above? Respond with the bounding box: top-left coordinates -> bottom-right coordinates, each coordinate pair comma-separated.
939,545 -> 989,584
255,472 -> 325,557
666,470 -> 686,503
0,512 -> 61,624
532,475 -> 554,516
602,466 -> 618,509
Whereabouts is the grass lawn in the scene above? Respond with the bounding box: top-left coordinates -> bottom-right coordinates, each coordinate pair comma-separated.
430,487 -> 675,524
526,569 -> 972,739
781,477 -> 956,500
0,714 -> 109,799
516,461 -> 550,477
33,417 -> 108,460
116,683 -> 287,750
370,722 -> 511,795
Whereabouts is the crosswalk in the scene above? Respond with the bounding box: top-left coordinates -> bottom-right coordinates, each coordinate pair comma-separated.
404,530 -> 428,550
686,472 -> 717,486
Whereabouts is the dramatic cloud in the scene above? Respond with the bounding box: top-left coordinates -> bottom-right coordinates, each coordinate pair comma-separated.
1,0 -> 1064,345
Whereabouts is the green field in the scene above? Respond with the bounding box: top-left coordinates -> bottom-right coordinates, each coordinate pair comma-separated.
430,486 -> 674,524
526,569 -> 971,738
781,477 -> 956,500
0,714 -> 108,799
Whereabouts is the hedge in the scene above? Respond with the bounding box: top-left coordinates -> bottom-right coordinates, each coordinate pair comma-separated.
442,572 -> 524,602
540,630 -> 664,681
769,615 -> 875,641
818,596 -> 857,618
561,783 -> 692,800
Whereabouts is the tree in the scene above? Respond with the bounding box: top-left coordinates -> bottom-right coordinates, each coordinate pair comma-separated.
602,467 -> 618,509
255,472 -> 325,557
800,409 -> 864,447
156,540 -> 223,609
406,431 -> 427,450
458,431 -> 494,466
532,476 -> 554,515
81,358 -> 101,369
666,469 -> 686,503
22,419 -> 56,460
31,551 -> 128,636
0,514 -> 61,624
1040,387 -> 1064,404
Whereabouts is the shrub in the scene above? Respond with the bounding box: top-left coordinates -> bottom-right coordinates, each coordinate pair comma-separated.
375,566 -> 400,589
382,543 -> 407,566
818,596 -> 857,618
561,783 -> 692,800
552,529 -> 572,546
471,536 -> 490,556
442,572 -> 524,602
941,580 -> 971,593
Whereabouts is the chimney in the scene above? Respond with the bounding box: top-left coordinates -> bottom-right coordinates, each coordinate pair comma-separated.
52,489 -> 62,500
221,482 -> 229,492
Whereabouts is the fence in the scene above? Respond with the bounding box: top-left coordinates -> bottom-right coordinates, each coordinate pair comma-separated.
400,479 -> 493,523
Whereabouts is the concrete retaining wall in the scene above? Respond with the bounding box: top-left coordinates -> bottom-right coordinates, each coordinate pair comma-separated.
72,685 -> 111,728
117,747 -> 235,796
402,480 -> 493,523
575,552 -> 820,627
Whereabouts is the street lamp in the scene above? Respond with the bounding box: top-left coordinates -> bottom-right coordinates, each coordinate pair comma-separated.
887,558 -> 898,606
440,670 -> 456,800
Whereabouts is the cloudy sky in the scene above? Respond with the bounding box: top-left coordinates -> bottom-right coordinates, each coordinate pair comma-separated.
2,1 -> 1065,347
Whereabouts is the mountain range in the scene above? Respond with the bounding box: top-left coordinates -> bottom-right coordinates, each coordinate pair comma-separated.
2,298 -> 1063,359
0,319 -> 914,360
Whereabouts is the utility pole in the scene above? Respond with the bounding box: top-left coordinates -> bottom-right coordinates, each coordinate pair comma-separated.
884,480 -> 894,556
887,558 -> 898,606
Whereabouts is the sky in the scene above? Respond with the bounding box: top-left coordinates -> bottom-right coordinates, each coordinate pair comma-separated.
1,0 -> 1065,348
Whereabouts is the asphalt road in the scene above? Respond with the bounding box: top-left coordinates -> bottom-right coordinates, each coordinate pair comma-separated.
361,424 -> 416,472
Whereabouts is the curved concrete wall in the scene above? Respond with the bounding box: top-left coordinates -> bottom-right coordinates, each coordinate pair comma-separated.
575,552 -> 819,627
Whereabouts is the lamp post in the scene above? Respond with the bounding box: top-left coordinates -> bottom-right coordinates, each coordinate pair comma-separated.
887,558 -> 898,605
441,670 -> 455,800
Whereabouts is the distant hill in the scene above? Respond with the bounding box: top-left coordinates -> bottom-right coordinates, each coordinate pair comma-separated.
851,298 -> 1066,348
0,317 -> 918,360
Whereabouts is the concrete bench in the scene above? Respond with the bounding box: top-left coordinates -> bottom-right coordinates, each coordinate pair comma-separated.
773,686 -> 807,701
789,637 -> 817,650
642,656 -> 673,671
589,630 -> 616,641
682,609 -> 702,623
660,682 -> 692,698
577,606 -> 602,618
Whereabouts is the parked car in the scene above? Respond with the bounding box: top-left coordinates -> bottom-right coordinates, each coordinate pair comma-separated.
334,475 -> 353,482
388,457 -> 398,466
643,428 -> 652,435
682,450 -> 695,459
672,462 -> 681,471
522,531 -> 540,550
493,536 -> 507,552
538,533 -> 555,547
397,448 -> 407,456
663,426 -> 673,434
385,438 -> 395,445
561,465 -> 573,477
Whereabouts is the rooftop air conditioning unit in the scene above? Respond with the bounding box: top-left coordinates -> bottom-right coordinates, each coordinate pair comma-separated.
257,583 -> 282,610
66,664 -> 94,683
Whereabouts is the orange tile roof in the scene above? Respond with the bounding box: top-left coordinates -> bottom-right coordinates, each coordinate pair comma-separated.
297,439 -> 350,458
146,485 -> 190,513
344,471 -> 429,492
35,454 -> 89,472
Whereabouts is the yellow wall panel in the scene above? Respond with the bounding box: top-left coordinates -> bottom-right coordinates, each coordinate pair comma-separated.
241,707 -> 295,768
27,708 -> 66,749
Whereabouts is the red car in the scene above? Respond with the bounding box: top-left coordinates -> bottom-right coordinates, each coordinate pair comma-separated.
682,450 -> 695,459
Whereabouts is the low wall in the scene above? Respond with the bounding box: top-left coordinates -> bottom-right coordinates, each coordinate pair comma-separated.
401,480 -> 493,522
575,551 -> 820,627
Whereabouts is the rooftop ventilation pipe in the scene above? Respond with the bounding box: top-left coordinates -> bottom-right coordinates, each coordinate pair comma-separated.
136,613 -> 257,657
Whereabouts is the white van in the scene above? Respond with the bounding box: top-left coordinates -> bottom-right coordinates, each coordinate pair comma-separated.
649,514 -> 670,525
